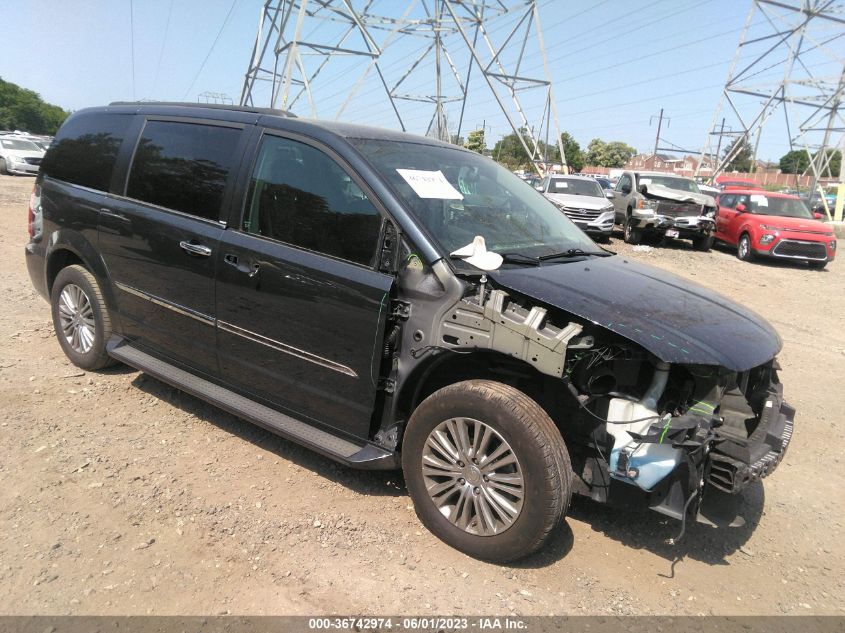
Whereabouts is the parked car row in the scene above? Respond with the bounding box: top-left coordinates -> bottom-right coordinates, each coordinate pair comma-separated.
0,132 -> 50,176
537,170 -> 837,270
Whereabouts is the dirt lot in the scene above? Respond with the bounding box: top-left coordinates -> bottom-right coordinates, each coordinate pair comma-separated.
0,173 -> 843,616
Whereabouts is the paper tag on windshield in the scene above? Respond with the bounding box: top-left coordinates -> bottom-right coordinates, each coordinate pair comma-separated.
396,169 -> 463,200
639,178 -> 652,185
750,194 -> 768,206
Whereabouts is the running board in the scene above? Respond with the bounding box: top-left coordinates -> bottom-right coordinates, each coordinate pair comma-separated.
108,340 -> 398,470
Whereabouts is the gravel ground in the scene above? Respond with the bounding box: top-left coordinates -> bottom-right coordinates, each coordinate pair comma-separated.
0,173 -> 843,615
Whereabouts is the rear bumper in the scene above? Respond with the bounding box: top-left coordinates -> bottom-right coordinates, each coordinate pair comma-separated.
25,242 -> 49,301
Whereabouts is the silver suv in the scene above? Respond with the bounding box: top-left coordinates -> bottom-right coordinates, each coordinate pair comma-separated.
537,174 -> 615,240
610,171 -> 717,250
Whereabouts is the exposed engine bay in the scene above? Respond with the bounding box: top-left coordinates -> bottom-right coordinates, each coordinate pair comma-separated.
387,255 -> 795,537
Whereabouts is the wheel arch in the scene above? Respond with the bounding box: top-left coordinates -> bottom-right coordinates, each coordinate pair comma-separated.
395,350 -> 572,445
45,232 -> 120,317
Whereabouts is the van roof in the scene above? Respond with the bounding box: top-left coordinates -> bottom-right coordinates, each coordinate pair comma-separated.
108,101 -> 296,117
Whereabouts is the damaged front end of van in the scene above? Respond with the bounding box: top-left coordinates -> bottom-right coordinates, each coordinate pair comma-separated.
391,252 -> 794,536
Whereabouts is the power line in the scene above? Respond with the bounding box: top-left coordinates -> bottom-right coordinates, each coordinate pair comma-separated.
150,0 -> 174,99
129,0 -> 136,100
182,0 -> 240,101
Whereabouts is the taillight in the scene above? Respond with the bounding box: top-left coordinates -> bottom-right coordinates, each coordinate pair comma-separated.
28,183 -> 41,238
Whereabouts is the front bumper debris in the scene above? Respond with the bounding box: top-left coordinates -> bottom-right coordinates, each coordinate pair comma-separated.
708,385 -> 794,493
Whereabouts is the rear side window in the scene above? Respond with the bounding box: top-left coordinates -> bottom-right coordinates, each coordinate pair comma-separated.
241,135 -> 382,266
127,120 -> 241,221
40,112 -> 132,191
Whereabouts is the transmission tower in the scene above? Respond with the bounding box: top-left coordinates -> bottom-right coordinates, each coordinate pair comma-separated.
240,0 -> 567,174
696,0 -> 845,218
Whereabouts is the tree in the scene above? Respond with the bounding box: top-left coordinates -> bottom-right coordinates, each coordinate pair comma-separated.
0,77 -> 69,134
585,138 -> 637,168
559,132 -> 584,172
464,129 -> 486,154
491,127 -> 556,170
778,149 -> 810,174
722,138 -> 753,172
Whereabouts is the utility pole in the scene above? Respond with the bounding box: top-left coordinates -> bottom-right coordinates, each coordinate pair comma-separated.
713,118 -> 726,169
650,109 -> 669,159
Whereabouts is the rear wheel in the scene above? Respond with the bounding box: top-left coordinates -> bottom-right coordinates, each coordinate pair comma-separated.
737,233 -> 754,262
0,158 -> 8,175
692,233 -> 714,251
808,260 -> 827,270
623,213 -> 643,245
403,380 -> 572,562
50,265 -> 116,370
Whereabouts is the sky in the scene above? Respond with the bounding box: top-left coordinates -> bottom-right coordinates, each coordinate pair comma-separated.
2,0 -> 842,162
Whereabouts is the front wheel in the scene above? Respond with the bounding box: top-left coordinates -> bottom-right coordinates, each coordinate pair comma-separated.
50,265 -> 117,370
737,234 -> 754,262
623,214 -> 643,245
692,234 -> 714,251
0,158 -> 8,175
402,380 -> 572,562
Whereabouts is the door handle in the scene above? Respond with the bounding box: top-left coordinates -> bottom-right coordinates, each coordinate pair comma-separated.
179,241 -> 212,257
100,208 -> 128,221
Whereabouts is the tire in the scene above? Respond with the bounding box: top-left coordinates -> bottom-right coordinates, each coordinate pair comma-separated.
692,234 -> 714,252
402,380 -> 572,562
623,212 -> 642,245
0,158 -> 8,175
50,265 -> 117,370
737,233 -> 754,262
808,260 -> 827,270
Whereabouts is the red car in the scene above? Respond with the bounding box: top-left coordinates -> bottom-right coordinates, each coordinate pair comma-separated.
715,190 -> 837,269
715,175 -> 764,191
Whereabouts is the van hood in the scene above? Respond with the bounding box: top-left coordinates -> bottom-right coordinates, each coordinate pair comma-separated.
488,256 -> 781,371
544,193 -> 612,211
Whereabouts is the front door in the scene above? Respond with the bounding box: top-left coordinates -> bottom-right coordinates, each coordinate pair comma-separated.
215,131 -> 393,439
613,173 -> 633,223
99,118 -> 244,374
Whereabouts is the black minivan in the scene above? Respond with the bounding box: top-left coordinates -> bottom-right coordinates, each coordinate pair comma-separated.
26,103 -> 794,561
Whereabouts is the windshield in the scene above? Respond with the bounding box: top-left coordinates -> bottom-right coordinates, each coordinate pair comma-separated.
350,138 -> 599,259
741,194 -> 813,219
637,174 -> 700,193
0,138 -> 41,151
548,177 -> 603,197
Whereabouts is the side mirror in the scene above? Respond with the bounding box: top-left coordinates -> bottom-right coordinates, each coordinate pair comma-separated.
621,186 -> 631,195
605,190 -> 615,199
638,184 -> 648,195
535,185 -> 544,192
736,204 -> 746,213
813,212 -> 824,220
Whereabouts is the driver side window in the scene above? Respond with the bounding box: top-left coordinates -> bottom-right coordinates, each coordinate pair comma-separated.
616,174 -> 631,193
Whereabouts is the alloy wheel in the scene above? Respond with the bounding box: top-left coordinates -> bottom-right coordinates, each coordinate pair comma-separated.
421,417 -> 524,536
58,283 -> 96,354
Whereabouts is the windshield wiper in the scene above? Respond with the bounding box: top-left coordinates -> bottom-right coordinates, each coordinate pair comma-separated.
538,248 -> 611,261
449,251 -> 541,267
497,252 -> 541,266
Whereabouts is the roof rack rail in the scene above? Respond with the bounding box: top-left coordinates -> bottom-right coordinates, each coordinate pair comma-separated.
108,101 -> 296,117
